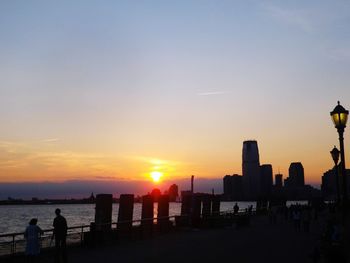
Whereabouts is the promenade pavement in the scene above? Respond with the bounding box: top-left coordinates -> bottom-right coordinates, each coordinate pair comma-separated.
39,214 -> 324,263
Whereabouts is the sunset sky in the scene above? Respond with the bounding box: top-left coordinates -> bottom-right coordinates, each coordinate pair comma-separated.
1,1 -> 350,197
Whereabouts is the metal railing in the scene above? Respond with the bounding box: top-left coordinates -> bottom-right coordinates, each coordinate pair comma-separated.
0,208 -> 253,257
0,215 -> 180,256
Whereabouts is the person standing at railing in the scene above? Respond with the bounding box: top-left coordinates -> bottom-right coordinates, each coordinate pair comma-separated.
24,218 -> 43,263
53,208 -> 68,263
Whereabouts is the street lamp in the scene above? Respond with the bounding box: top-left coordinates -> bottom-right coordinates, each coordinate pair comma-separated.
330,101 -> 349,201
330,146 -> 341,202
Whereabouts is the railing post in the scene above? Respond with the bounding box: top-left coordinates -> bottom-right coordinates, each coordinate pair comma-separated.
12,235 -> 15,255
80,226 -> 84,245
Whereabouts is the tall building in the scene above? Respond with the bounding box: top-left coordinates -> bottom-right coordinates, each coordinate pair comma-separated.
260,164 -> 273,197
223,174 -> 243,200
321,168 -> 337,200
242,140 -> 260,199
275,174 -> 283,188
223,175 -> 232,198
285,162 -> 305,188
321,167 -> 350,200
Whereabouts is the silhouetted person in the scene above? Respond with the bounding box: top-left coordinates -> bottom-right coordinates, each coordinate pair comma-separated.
269,206 -> 277,224
248,205 -> 253,215
53,208 -> 67,263
292,209 -> 301,231
233,203 -> 239,214
24,218 -> 43,263
312,246 -> 320,263
302,207 -> 311,232
324,216 -> 345,263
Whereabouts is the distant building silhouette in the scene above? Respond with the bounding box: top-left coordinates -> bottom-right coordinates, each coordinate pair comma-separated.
223,175 -> 232,199
260,164 -> 273,198
281,162 -> 321,200
223,174 -> 243,200
321,167 -> 350,200
275,174 -> 283,188
321,168 -> 338,200
242,140 -> 260,199
89,192 -> 95,201
284,162 -> 305,188
168,184 -> 179,202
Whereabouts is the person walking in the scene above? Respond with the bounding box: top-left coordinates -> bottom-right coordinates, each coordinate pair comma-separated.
302,207 -> 311,232
24,218 -> 43,263
233,203 -> 239,215
53,208 -> 68,263
292,208 -> 301,232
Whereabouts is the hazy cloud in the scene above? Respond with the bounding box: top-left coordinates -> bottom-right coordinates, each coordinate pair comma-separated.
42,138 -> 60,143
262,2 -> 350,35
0,141 -> 121,181
326,47 -> 350,61
197,91 -> 230,96
263,4 -> 314,33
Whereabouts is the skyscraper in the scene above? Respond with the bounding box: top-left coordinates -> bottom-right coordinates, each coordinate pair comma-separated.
285,162 -> 305,188
260,164 -> 273,197
275,174 -> 283,188
321,169 -> 337,200
223,174 -> 243,200
223,175 -> 233,199
242,140 -> 260,199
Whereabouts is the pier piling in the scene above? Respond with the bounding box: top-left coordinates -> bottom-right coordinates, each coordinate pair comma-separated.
202,194 -> 211,218
95,194 -> 113,231
141,195 -> 154,237
157,195 -> 170,232
191,194 -> 201,228
117,194 -> 134,234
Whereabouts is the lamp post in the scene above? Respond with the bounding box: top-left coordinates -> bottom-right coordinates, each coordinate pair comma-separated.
330,101 -> 349,203
330,146 -> 341,203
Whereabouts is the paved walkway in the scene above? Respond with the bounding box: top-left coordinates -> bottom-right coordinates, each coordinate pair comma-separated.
39,215 -> 324,263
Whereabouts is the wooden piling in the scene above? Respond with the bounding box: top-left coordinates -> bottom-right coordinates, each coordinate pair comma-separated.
117,194 -> 134,233
211,195 -> 221,216
157,195 -> 170,232
141,195 -> 154,236
95,194 -> 113,231
201,194 -> 211,218
191,194 -> 201,228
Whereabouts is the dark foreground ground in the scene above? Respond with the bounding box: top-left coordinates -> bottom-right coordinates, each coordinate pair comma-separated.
33,214 -> 324,263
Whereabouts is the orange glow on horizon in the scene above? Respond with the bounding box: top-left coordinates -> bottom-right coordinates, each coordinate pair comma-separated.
0,140 -> 339,186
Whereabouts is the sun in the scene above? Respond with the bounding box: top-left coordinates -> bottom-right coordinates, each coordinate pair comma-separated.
150,171 -> 163,183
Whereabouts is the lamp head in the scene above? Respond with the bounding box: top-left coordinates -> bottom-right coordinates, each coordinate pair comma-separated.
330,101 -> 349,130
330,145 -> 340,165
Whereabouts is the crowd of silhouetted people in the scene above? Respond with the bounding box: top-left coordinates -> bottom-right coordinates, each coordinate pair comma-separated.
265,201 -> 348,263
267,203 -> 318,232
